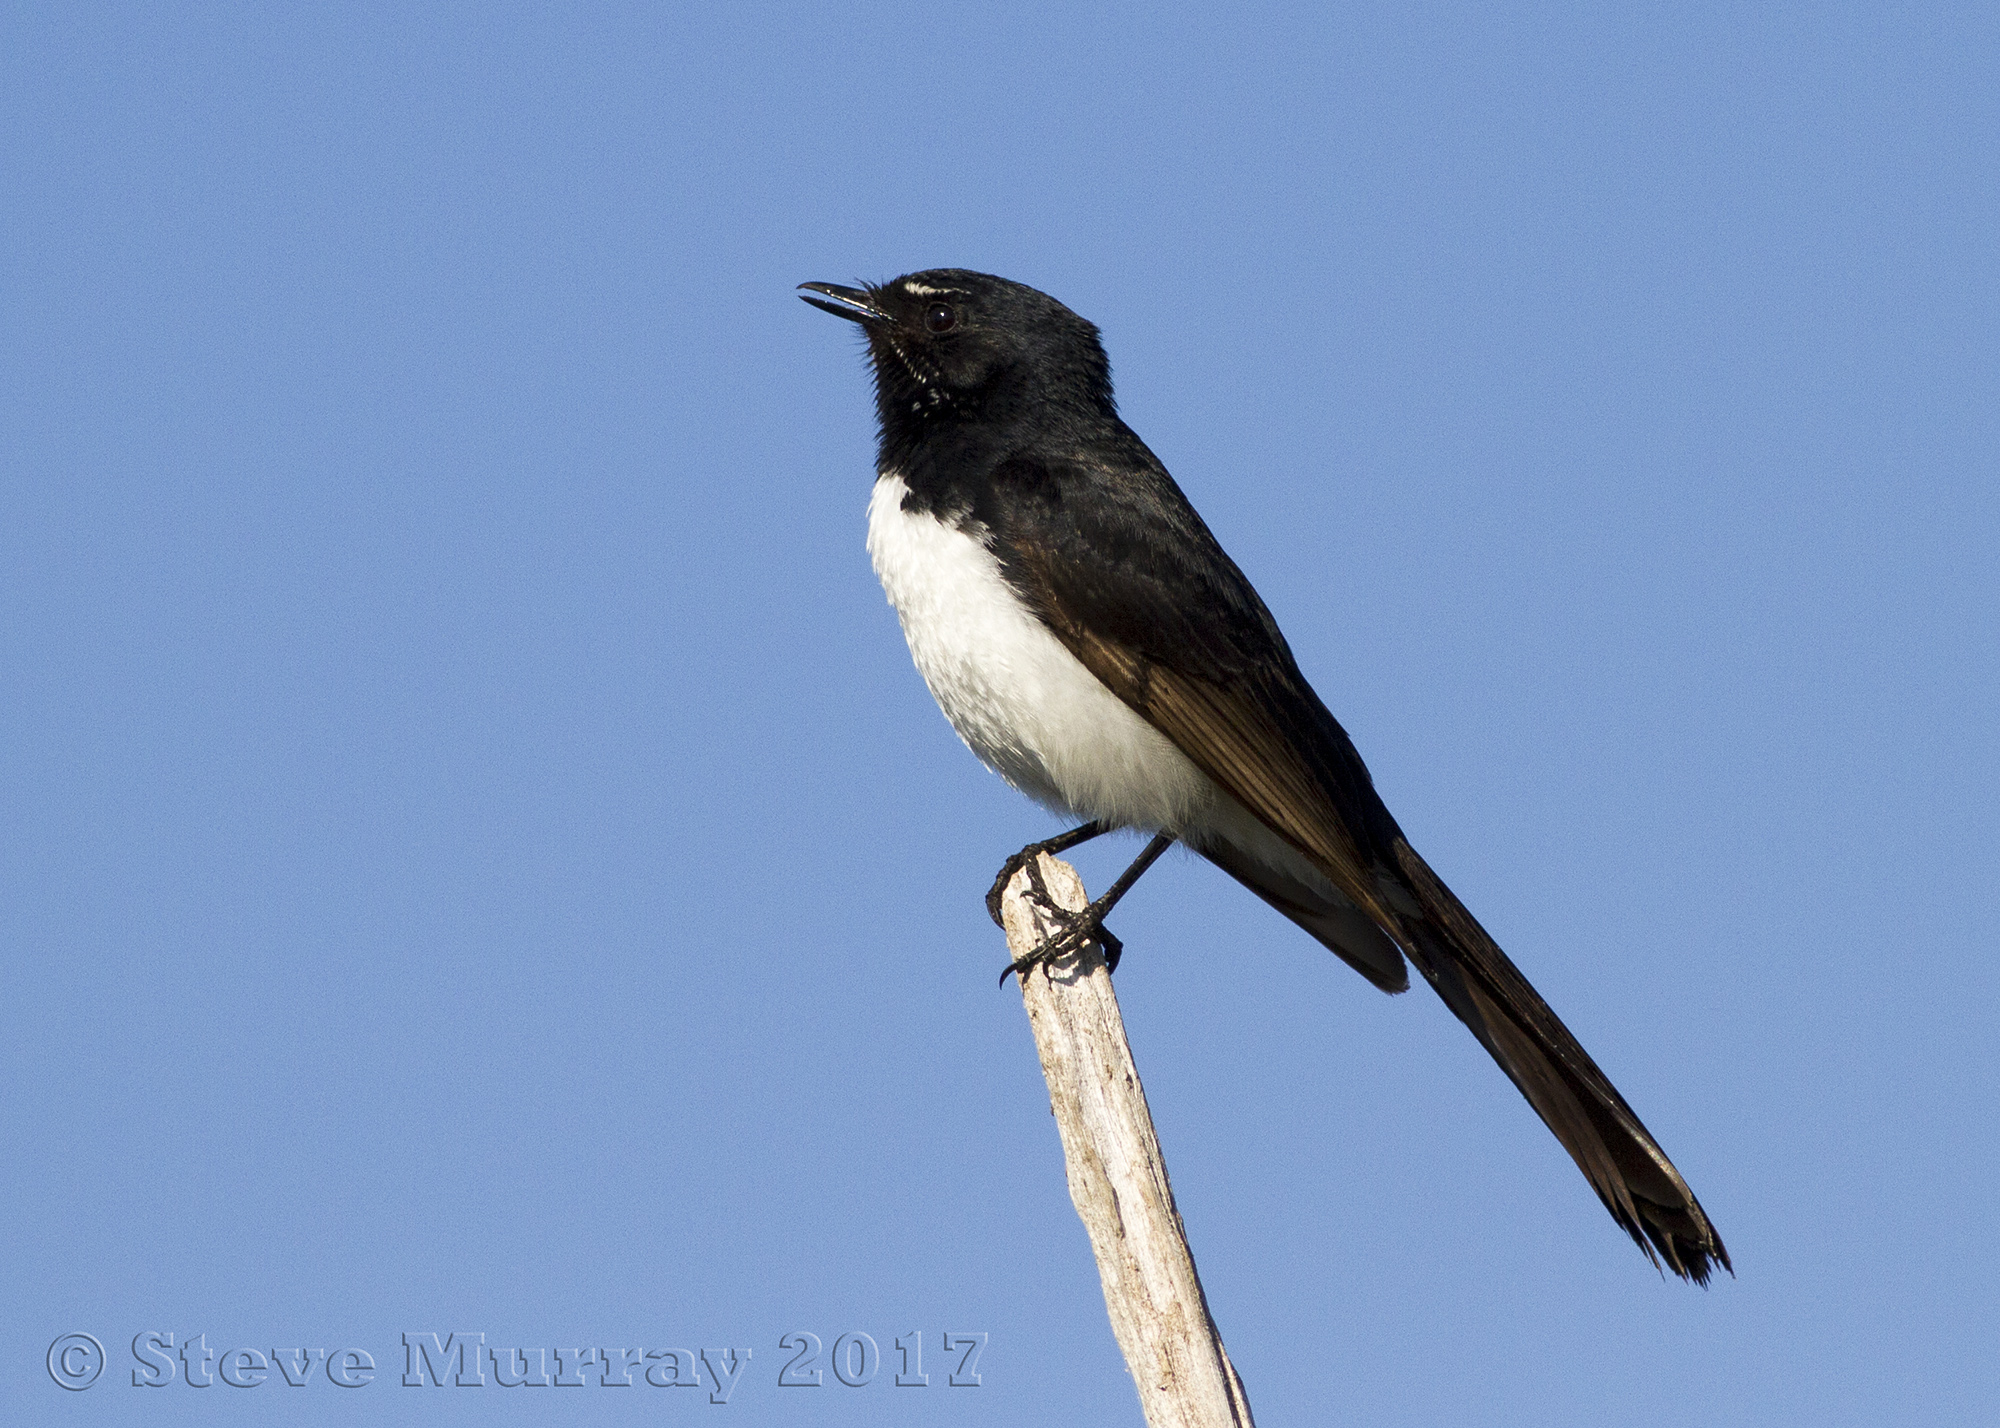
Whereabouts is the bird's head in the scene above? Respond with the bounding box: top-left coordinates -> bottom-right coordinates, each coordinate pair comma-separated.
799,270 -> 1114,440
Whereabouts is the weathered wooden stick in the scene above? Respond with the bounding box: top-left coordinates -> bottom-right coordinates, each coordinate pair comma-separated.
1002,852 -> 1257,1428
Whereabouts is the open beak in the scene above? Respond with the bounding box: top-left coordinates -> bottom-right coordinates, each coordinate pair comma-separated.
798,282 -> 889,325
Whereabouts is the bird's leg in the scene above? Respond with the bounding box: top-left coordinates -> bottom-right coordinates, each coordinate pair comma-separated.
986,820 -> 1112,928
1001,832 -> 1174,985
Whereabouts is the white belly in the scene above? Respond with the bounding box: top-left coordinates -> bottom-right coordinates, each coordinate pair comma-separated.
866,473 -> 1219,833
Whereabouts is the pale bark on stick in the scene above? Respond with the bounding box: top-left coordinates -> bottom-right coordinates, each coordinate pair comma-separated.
1002,853 -> 1256,1428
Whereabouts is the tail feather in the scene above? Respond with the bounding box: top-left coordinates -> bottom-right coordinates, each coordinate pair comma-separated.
1388,838 -> 1731,1283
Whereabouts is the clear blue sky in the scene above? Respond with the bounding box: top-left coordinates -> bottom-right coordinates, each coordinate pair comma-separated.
6,3 -> 1995,1424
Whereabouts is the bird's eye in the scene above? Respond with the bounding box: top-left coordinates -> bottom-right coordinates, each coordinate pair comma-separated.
925,302 -> 958,334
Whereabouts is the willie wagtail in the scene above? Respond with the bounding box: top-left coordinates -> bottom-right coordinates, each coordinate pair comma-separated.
801,269 -> 1729,1283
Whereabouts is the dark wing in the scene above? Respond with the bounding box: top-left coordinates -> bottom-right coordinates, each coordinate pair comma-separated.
980,445 -> 1731,1283
1195,832 -> 1410,993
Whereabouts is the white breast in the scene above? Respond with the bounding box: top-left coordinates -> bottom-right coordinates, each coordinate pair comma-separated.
863,470 -> 1384,944
865,472 -> 1218,833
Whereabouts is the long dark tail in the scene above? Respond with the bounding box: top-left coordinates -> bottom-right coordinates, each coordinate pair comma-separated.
1388,837 -> 1731,1283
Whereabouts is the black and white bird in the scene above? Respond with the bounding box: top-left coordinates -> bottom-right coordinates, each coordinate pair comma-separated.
801,269 -> 1730,1284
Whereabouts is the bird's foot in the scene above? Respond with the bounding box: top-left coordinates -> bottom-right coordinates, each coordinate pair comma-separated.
999,921 -> 1122,986
984,816 -> 1112,928
985,821 -> 1108,928
998,854 -> 1123,985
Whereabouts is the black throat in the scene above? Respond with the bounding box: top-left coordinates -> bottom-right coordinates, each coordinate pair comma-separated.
869,343 -> 1118,527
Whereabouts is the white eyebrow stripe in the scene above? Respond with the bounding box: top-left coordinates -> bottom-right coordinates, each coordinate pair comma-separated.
902,282 -> 951,296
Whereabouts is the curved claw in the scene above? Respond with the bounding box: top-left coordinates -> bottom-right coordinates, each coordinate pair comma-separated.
986,853 -> 1030,928
1098,926 -> 1124,973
